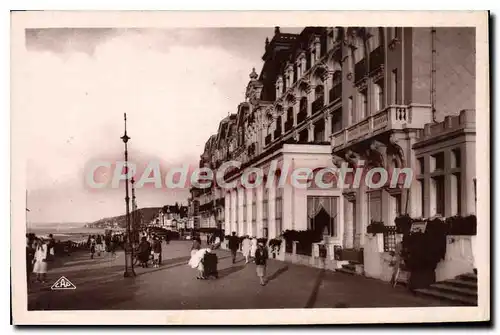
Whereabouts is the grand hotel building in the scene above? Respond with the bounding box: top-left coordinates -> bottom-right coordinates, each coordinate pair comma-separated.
189,26 -> 475,259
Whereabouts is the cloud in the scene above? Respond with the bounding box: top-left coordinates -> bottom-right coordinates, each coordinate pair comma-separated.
22,28 -> 260,222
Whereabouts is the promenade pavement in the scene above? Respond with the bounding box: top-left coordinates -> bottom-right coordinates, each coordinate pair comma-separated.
27,241 -> 452,310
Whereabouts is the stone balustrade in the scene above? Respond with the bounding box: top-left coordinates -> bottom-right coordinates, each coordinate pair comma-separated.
331,104 -> 433,150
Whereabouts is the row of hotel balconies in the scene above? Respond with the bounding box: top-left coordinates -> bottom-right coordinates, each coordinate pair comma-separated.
331,104 -> 433,150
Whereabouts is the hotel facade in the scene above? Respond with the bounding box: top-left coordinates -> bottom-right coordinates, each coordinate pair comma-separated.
189,26 -> 476,261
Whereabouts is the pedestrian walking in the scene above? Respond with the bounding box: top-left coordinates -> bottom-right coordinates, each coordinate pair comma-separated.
110,234 -> 119,257
138,236 -> 151,268
241,236 -> 251,264
32,239 -> 49,283
390,237 -> 404,287
250,236 -> 258,261
89,235 -> 96,259
254,240 -> 269,286
26,235 -> 35,283
47,234 -> 56,258
95,235 -> 103,257
228,232 -> 240,264
152,236 -> 162,268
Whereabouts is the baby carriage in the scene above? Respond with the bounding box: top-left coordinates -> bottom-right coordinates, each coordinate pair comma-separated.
202,251 -> 218,279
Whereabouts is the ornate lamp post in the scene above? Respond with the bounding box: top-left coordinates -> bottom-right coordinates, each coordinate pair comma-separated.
131,177 -> 138,246
121,113 -> 136,277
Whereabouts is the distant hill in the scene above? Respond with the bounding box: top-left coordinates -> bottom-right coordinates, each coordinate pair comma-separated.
87,207 -> 162,229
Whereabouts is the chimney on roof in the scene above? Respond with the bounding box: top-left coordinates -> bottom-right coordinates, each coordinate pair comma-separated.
274,26 -> 280,35
265,37 -> 269,48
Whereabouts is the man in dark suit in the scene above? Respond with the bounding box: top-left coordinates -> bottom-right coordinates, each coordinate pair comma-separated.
228,232 -> 239,264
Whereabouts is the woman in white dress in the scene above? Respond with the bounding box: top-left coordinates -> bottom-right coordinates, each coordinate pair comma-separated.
188,247 -> 210,279
32,239 -> 48,283
250,236 -> 258,261
241,236 -> 251,264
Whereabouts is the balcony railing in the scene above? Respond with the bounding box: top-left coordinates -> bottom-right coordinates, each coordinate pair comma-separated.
247,142 -> 256,156
285,120 -> 293,132
354,58 -> 367,84
297,110 -> 307,124
312,96 -> 324,114
369,46 -> 384,74
273,128 -> 282,139
265,134 -> 271,146
331,104 -> 433,150
329,84 -> 342,103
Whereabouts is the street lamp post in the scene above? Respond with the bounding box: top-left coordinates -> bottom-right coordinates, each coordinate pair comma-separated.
121,113 -> 136,277
131,177 -> 138,247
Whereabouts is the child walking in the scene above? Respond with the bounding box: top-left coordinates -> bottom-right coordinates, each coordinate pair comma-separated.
152,236 -> 162,268
254,241 -> 269,286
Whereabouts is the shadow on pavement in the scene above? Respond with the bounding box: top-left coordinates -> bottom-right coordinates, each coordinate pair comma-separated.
304,269 -> 325,308
217,265 -> 246,279
266,265 -> 289,283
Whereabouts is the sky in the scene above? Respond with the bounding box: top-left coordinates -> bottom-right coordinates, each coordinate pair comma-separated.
22,27 -> 302,224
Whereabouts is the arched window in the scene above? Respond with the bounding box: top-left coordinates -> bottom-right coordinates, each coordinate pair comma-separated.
299,96 -> 308,114
315,85 -> 324,100
373,80 -> 384,112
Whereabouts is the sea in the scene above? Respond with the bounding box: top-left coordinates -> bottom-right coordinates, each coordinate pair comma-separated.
26,223 -> 106,243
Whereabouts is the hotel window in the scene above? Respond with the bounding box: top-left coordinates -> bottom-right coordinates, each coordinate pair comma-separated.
417,157 -> 425,176
452,173 -> 462,216
452,148 -> 461,168
331,112 -> 342,133
314,120 -> 325,143
275,186 -> 283,236
431,175 -> 445,216
391,69 -> 399,104
359,89 -> 368,119
430,152 -> 445,172
348,96 -> 354,125
373,80 -> 384,112
307,196 -> 338,237
418,179 -> 424,218
368,190 -> 382,223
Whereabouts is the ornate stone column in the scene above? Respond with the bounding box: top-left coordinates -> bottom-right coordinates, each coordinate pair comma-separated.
307,86 -> 314,117
237,187 -> 245,236
256,182 -> 264,238
224,191 -> 230,234
268,179 -> 276,238
325,112 -> 332,142
230,189 -> 237,234
323,72 -> 333,105
246,187 -> 253,237
308,123 -> 315,142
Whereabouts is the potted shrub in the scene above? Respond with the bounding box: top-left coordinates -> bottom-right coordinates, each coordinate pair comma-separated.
366,220 -> 386,235
448,215 -> 477,235
402,218 -> 447,290
268,238 -> 282,258
395,215 -> 413,234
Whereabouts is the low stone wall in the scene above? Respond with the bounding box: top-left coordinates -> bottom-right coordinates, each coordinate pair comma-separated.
222,238 -> 346,272
363,233 -> 475,283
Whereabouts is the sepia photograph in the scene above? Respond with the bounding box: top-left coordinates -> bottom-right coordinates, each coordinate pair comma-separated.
10,11 -> 489,325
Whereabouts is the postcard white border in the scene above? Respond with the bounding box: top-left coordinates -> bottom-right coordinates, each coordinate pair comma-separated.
11,10 -> 490,325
